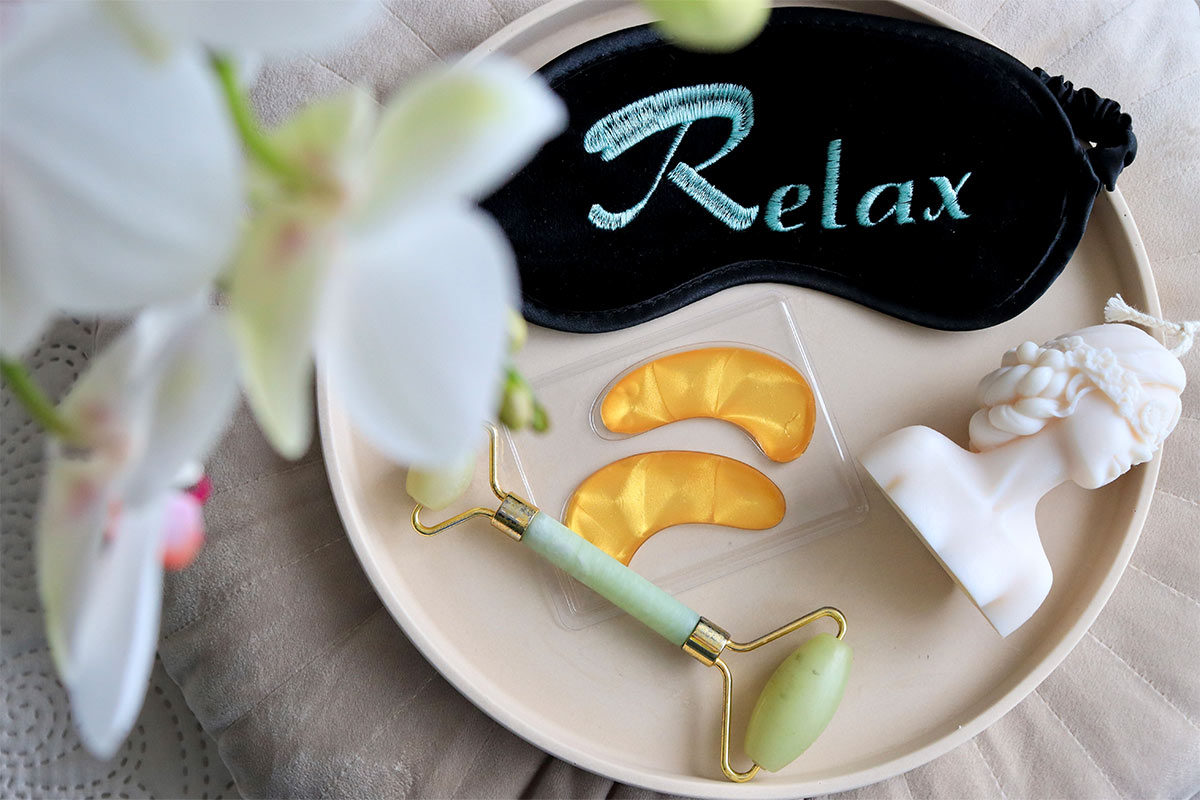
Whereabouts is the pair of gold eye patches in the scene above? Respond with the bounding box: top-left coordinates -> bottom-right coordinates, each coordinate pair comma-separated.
565,347 -> 817,565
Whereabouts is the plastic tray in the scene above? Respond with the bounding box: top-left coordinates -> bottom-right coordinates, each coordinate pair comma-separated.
506,293 -> 866,630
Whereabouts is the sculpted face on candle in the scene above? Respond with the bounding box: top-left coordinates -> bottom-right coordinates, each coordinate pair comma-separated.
1058,387 -> 1180,488
861,322 -> 1187,637
969,325 -> 1186,489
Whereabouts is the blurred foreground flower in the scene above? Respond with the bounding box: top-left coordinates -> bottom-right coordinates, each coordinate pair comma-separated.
2,0 -> 564,760
0,0 -> 373,357
0,1 -> 242,355
227,58 -> 565,465
404,310 -> 547,509
642,0 -> 770,52
37,300 -> 238,757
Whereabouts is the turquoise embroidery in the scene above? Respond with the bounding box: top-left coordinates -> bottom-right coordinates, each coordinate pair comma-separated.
923,174 -> 972,220
584,84 -> 758,230
765,184 -> 811,232
583,87 -> 976,233
587,124 -> 692,231
669,163 -> 759,230
856,181 -> 915,226
821,139 -> 846,230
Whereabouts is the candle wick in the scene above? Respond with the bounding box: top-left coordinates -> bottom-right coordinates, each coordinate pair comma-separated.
1104,294 -> 1198,357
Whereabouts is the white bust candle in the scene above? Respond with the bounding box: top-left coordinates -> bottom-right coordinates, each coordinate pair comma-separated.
861,322 -> 1187,636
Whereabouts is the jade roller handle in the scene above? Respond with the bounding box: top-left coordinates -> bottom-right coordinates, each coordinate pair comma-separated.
413,426 -> 850,781
522,512 -> 701,645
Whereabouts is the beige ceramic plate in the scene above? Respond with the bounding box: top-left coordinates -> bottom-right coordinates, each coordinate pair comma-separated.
318,1 -> 1162,796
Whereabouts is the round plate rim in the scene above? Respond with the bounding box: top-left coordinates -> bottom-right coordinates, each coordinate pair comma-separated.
317,1 -> 1162,796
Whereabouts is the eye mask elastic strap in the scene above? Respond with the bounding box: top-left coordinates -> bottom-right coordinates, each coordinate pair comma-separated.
1036,68 -> 1136,192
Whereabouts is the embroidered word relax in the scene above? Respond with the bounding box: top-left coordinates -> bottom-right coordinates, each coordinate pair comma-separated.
583,84 -> 973,232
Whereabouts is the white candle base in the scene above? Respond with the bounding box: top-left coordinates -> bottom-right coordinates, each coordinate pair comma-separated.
860,323 -> 1186,637
861,426 -> 1051,637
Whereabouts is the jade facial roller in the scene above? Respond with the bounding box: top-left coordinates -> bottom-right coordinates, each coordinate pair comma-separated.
412,425 -> 852,782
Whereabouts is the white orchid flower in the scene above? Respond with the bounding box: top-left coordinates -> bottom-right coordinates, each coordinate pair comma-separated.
0,0 -> 374,357
228,58 -> 566,465
0,2 -> 241,356
37,300 -> 238,758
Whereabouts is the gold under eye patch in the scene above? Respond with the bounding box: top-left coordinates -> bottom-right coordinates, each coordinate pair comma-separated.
601,347 -> 816,462
564,451 -> 786,566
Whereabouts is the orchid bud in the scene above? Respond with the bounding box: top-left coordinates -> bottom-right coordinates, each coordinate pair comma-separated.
162,491 -> 205,571
187,474 -> 213,504
507,308 -> 528,354
406,449 -> 477,511
642,0 -> 769,53
499,371 -> 535,430
531,402 -> 549,433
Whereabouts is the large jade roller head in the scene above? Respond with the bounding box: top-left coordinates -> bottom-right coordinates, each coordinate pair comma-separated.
411,425 -> 852,782
743,632 -> 853,772
683,609 -> 852,781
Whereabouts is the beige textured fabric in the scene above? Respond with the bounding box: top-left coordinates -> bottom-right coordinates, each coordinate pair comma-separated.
1,1 -> 1196,798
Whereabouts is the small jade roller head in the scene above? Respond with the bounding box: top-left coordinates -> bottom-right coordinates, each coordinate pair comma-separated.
969,323 -> 1186,488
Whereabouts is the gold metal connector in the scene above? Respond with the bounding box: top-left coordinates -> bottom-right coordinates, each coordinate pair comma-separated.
683,617 -> 730,666
491,494 -> 537,540
411,424 -> 539,540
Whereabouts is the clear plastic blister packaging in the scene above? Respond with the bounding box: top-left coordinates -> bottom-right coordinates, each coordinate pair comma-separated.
505,293 -> 867,630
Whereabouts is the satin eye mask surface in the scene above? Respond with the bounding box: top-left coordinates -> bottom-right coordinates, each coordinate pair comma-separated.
601,347 -> 816,462
484,7 -> 1135,333
564,451 -> 786,566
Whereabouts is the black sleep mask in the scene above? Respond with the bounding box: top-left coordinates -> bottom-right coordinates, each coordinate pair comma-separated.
482,7 -> 1135,333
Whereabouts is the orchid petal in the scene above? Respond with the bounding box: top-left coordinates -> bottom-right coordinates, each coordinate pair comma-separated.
0,246 -> 55,356
56,314 -> 150,450
68,499 -> 167,759
133,0 -> 375,55
230,90 -> 374,458
359,57 -> 566,223
0,2 -> 242,319
44,296 -> 235,508
37,455 -> 114,685
54,298 -> 234,472
229,203 -> 338,459
318,205 -> 517,467
252,87 -> 376,199
119,303 -> 240,503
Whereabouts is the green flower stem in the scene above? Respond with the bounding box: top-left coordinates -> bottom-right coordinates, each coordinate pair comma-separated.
210,54 -> 313,189
0,359 -> 78,441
